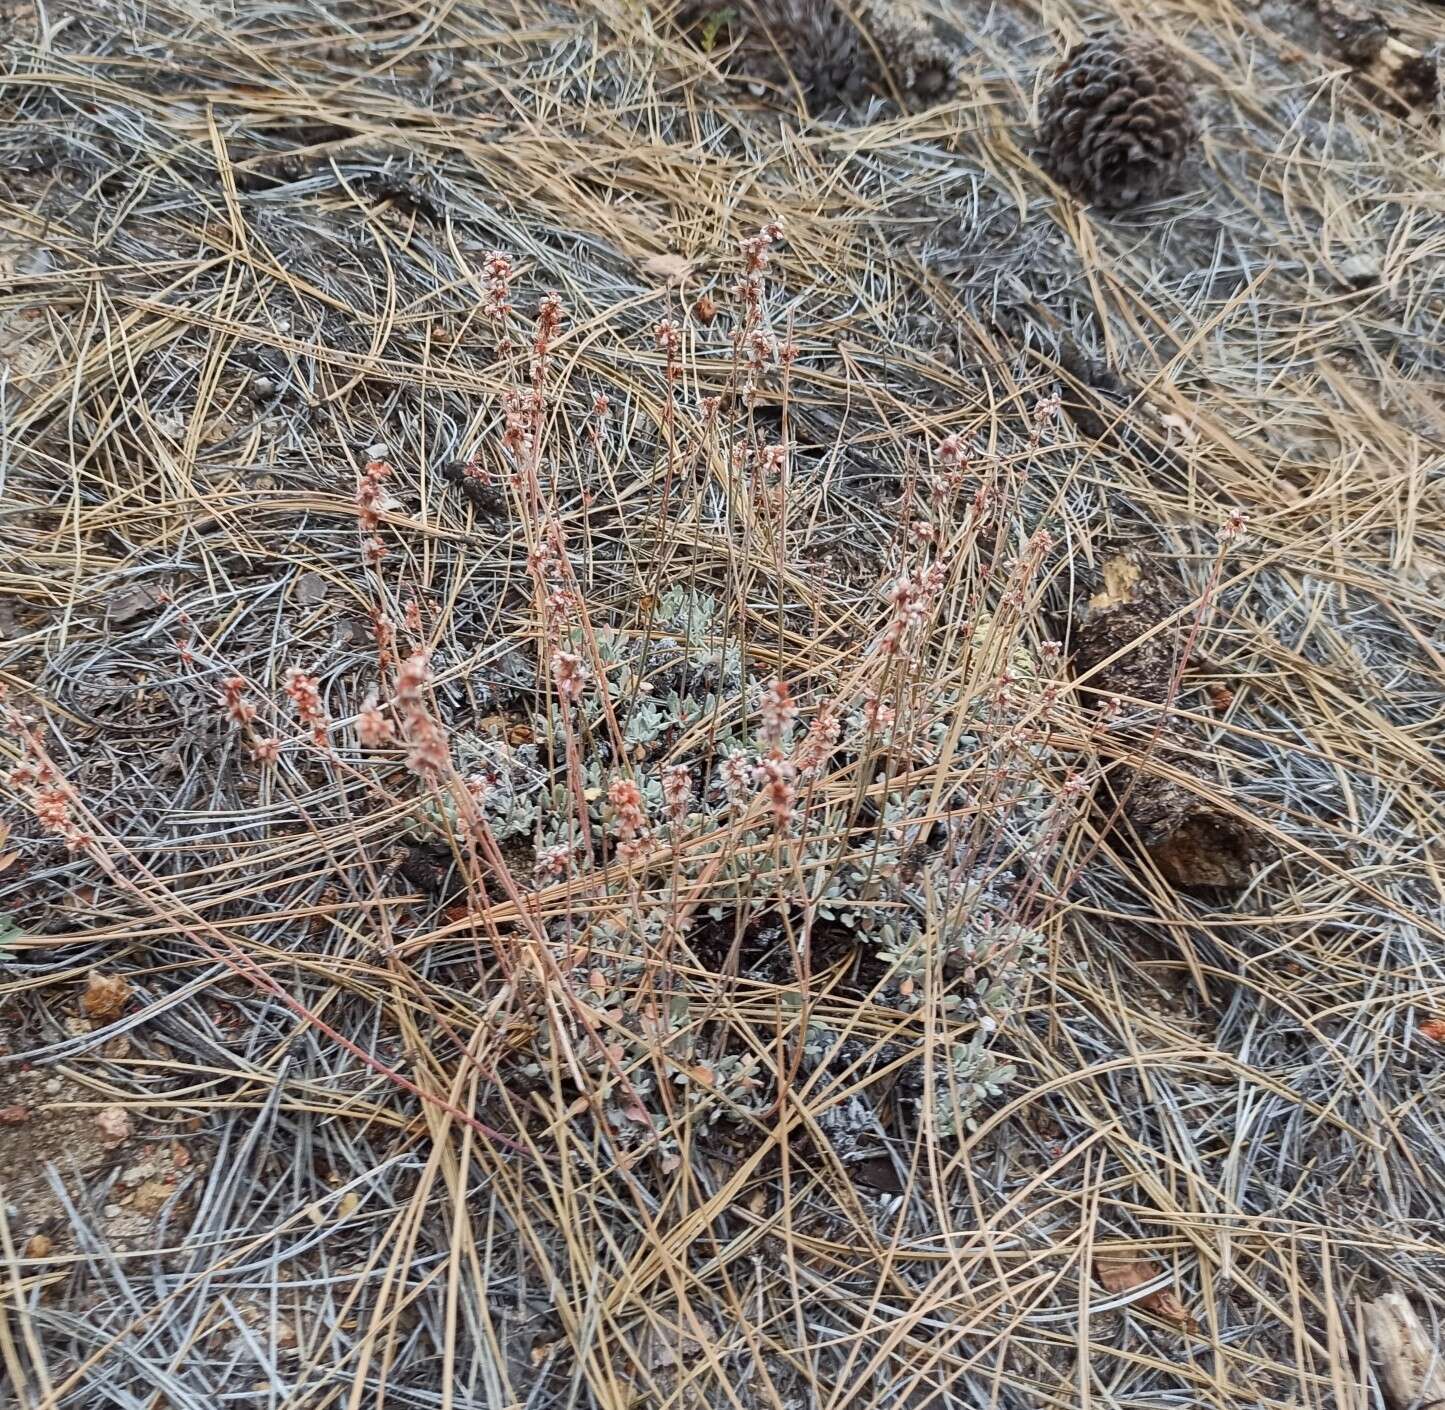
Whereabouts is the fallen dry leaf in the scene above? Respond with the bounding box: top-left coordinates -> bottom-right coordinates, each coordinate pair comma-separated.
1094,1253 -> 1196,1330
95,1105 -> 132,1148
80,971 -> 132,1023
131,1179 -> 173,1214
0,1104 -> 30,1124
1158,411 -> 1199,444
1419,1017 -> 1445,1042
24,1234 -> 53,1259
641,251 -> 693,285
694,292 -> 717,325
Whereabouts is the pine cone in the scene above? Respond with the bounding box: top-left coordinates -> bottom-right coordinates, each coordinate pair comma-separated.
739,0 -> 955,108
1037,35 -> 1196,211
749,0 -> 863,105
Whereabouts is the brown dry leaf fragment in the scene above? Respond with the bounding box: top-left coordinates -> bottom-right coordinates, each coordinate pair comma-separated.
23,1233 -> 54,1259
694,292 -> 717,325
641,252 -> 693,286
0,1104 -> 30,1124
131,1179 -> 173,1214
1419,1017 -> 1445,1042
1094,1254 -> 1196,1330
107,585 -> 161,624
95,1105 -> 132,1148
80,971 -> 132,1023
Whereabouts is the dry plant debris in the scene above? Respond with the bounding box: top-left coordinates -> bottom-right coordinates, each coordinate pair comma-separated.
1315,2 -> 1440,117
1071,550 -> 1278,890
1,0 -> 1443,1405
1362,1292 -> 1445,1410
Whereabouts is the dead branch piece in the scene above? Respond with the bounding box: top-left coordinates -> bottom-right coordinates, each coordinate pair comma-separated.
1072,554 -> 1276,892
1363,1293 -> 1445,1410
1316,3 -> 1439,118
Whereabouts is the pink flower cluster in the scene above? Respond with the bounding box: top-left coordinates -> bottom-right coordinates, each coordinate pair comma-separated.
759,679 -> 796,748
501,387 -> 542,462
534,291 -> 567,363
482,252 -> 513,316
395,651 -> 447,777
217,673 -> 279,762
356,458 -> 392,564
369,605 -> 396,676
220,676 -> 255,726
550,649 -> 590,702
719,752 -> 752,803
933,432 -> 975,502
752,752 -> 797,830
534,842 -> 574,880
882,561 -> 947,654
284,667 -> 329,746
796,707 -> 841,777
356,691 -> 396,747
662,764 -> 692,824
11,756 -> 91,853
608,776 -> 653,862
736,221 -> 784,354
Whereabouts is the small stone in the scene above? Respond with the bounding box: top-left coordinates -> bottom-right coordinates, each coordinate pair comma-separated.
367,442 -> 388,459
43,1078 -> 63,1096
293,572 -> 328,606
95,1105 -> 132,1147
104,1204 -> 124,1218
1338,253 -> 1381,288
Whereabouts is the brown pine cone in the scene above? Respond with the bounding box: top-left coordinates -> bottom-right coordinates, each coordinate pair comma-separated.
737,0 -> 955,108
1037,34 -> 1196,211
